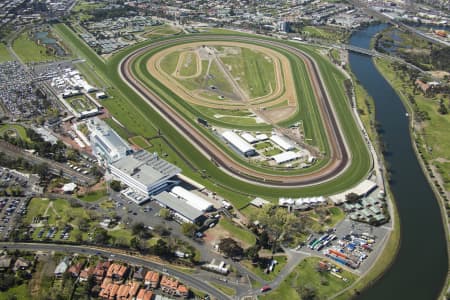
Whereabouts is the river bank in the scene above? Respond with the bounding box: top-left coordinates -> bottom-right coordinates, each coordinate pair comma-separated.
348,24 -> 447,300
372,57 -> 450,298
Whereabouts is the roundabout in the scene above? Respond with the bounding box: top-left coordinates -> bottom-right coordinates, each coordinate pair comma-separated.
119,35 -> 371,188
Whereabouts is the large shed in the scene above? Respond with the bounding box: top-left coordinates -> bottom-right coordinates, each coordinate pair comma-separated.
222,131 -> 256,156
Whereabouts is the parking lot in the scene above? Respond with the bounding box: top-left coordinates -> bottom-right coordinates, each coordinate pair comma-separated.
0,196 -> 29,240
295,216 -> 391,274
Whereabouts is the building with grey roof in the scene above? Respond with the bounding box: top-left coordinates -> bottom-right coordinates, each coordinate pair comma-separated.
110,150 -> 181,196
153,191 -> 204,224
88,117 -> 133,165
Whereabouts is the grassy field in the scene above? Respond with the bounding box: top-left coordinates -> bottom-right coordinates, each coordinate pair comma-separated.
242,255 -> 287,281
210,282 -> 236,296
0,124 -> 30,142
54,23 -> 371,207
24,198 -> 94,242
218,218 -> 256,247
129,135 -> 153,149
66,96 -> 96,113
160,51 -> 180,75
220,47 -> 276,98
12,31 -> 56,63
178,51 -> 198,77
78,189 -> 107,202
0,43 -> 12,62
143,24 -> 182,38
260,257 -> 358,300
0,283 -> 31,300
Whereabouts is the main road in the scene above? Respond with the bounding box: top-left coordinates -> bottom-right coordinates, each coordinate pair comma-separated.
0,242 -> 229,299
119,35 -> 366,187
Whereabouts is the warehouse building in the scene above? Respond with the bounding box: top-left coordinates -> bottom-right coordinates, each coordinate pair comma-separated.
110,150 -> 181,196
88,118 -> 133,165
153,191 -> 205,224
270,134 -> 295,151
271,151 -> 302,164
170,186 -> 213,212
222,131 -> 256,157
240,132 -> 259,144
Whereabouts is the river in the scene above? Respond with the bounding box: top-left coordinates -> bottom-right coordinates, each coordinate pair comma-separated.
348,24 -> 448,300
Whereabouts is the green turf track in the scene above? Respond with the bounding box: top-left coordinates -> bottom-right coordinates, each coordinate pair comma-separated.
53,23 -> 371,205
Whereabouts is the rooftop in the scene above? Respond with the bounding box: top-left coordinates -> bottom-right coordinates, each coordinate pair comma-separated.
111,150 -> 181,187
153,191 -> 204,222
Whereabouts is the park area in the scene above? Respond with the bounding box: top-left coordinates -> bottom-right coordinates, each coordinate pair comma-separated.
260,257 -> 358,300
0,124 -> 30,142
66,95 -> 97,113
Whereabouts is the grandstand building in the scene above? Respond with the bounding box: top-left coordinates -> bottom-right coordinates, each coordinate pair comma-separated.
88,118 -> 133,165
110,150 -> 181,196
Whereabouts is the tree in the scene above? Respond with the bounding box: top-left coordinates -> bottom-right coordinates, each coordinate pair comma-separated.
296,284 -> 318,300
218,238 -> 244,259
109,180 -> 122,192
438,100 -> 448,115
181,223 -> 198,237
132,222 -> 145,236
159,208 -> 171,220
345,193 -> 360,203
152,239 -> 172,257
93,228 -> 110,245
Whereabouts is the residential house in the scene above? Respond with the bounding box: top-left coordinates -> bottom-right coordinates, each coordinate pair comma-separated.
13,257 -> 30,272
94,261 -> 111,283
79,266 -> 94,282
133,267 -> 146,282
0,255 -> 12,271
136,289 -> 153,300
160,275 -> 178,295
144,270 -> 160,288
54,257 -> 70,278
68,263 -> 83,278
106,263 -> 128,282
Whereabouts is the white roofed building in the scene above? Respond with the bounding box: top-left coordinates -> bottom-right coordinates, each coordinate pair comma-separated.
171,186 -> 213,212
222,131 -> 256,157
110,150 -> 181,196
270,134 -> 295,151
88,118 -> 133,165
241,132 -> 258,144
272,151 -> 302,164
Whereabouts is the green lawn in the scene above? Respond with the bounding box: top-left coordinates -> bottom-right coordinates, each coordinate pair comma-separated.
79,189 -> 107,202
143,24 -> 181,38
0,43 -> 12,62
242,255 -> 287,281
210,282 -> 236,296
260,257 -> 357,300
221,47 -> 276,99
0,124 -> 31,142
263,148 -> 283,156
0,283 -> 31,300
254,141 -> 272,150
179,51 -> 198,77
160,51 -> 180,75
66,96 -> 96,113
218,219 -> 256,247
129,135 -> 153,149
12,31 -> 57,63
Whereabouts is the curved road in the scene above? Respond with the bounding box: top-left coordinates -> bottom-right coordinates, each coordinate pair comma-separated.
120,35 -> 353,187
0,242 -> 229,299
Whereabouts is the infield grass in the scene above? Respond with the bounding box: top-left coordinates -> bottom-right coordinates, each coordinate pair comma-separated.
178,51 -> 198,77
0,43 -> 12,62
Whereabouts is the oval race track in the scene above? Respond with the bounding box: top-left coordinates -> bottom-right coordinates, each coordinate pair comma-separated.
119,35 -> 358,187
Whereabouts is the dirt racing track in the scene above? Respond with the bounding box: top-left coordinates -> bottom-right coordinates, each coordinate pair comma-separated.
119,35 -> 353,187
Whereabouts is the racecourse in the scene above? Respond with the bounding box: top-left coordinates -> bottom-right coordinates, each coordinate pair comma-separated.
121,35 -> 357,186
54,23 -> 371,198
